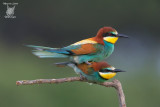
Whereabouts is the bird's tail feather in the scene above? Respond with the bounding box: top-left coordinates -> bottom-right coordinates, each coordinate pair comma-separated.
55,62 -> 76,67
32,50 -> 68,58
26,45 -> 56,50
26,45 -> 68,58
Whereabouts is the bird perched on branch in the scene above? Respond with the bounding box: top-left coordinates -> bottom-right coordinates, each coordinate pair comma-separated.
55,61 -> 125,83
27,27 -> 128,64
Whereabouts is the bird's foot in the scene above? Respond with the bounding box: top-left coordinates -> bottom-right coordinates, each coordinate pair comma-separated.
79,74 -> 86,80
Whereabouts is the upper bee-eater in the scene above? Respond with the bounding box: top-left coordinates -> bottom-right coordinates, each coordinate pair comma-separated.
27,27 -> 128,64
55,61 -> 125,83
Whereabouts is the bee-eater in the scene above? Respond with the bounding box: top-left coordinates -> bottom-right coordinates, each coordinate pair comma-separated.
27,27 -> 128,64
55,61 -> 125,83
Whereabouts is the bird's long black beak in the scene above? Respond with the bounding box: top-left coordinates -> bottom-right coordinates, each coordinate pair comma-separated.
117,34 -> 128,38
114,69 -> 126,72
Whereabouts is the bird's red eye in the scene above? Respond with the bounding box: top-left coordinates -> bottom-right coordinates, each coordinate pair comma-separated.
108,33 -> 112,36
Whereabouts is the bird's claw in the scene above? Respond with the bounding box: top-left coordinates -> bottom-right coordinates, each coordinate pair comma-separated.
79,74 -> 86,80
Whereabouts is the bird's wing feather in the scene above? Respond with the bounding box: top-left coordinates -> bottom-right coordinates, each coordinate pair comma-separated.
43,43 -> 102,55
60,38 -> 102,55
26,45 -> 55,50
71,38 -> 97,45
77,63 -> 91,74
69,43 -> 99,55
77,63 -> 96,74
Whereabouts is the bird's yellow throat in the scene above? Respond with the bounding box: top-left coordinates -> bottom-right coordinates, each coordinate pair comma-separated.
104,37 -> 118,44
99,72 -> 117,79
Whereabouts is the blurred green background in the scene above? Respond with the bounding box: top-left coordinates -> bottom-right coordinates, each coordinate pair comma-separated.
0,0 -> 160,107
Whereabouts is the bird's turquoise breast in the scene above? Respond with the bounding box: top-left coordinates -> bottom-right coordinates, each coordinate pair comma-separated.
103,40 -> 114,58
71,40 -> 114,63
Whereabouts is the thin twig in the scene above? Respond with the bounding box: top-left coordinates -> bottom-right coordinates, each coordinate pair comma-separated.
16,77 -> 126,107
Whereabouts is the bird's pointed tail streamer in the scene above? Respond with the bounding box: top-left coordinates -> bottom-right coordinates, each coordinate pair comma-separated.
26,45 -> 68,58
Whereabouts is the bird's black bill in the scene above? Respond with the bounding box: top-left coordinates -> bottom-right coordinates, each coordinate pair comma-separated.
117,34 -> 128,38
114,69 -> 126,72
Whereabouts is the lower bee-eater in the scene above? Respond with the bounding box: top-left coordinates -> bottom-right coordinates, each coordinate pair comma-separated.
55,61 -> 125,83
27,27 -> 128,64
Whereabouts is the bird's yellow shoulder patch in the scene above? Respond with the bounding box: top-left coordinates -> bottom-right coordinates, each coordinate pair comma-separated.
99,72 -> 116,79
72,38 -> 97,45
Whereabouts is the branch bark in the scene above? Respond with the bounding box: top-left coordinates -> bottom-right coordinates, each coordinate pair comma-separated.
16,77 -> 126,107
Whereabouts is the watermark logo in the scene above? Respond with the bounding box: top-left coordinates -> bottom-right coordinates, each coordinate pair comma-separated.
3,2 -> 18,18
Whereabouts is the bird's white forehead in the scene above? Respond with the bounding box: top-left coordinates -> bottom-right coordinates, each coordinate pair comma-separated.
110,66 -> 115,70
113,31 -> 118,35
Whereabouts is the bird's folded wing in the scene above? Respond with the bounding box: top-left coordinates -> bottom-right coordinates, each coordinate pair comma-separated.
26,38 -> 103,56
69,43 -> 101,55
40,43 -> 103,55
65,38 -> 103,55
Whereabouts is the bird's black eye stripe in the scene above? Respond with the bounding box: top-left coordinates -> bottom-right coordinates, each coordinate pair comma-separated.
99,69 -> 112,72
112,34 -> 116,36
103,33 -> 116,37
99,69 -> 104,72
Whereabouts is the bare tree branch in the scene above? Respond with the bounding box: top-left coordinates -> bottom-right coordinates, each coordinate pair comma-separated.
16,77 -> 126,107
